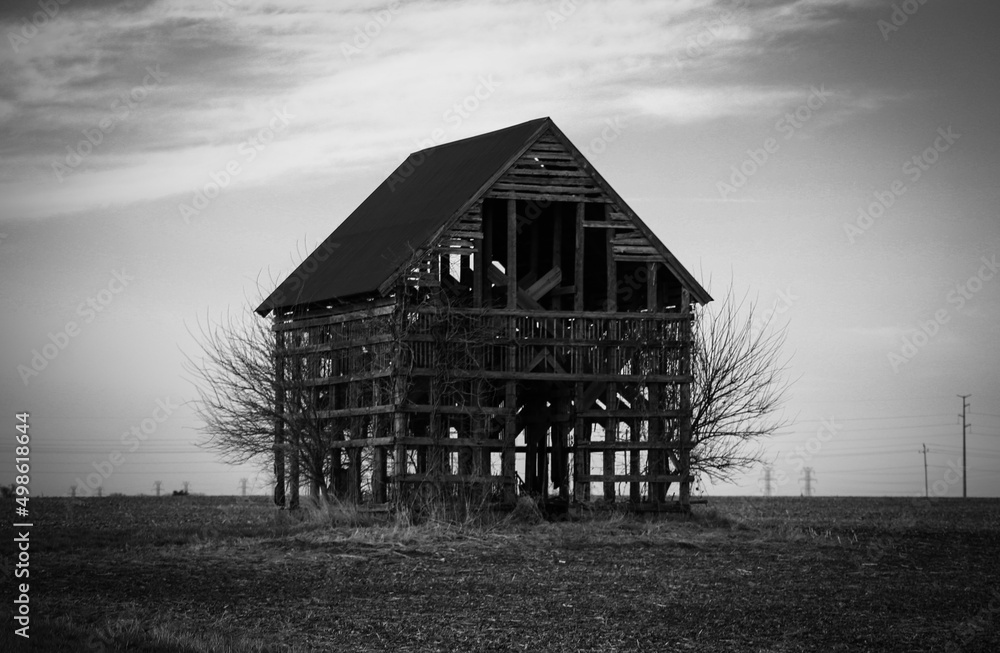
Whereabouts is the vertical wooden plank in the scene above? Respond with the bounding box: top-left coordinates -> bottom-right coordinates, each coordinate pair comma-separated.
574,202 -> 585,312
503,379 -> 517,502
372,380 -> 387,503
648,384 -> 665,503
288,344 -> 301,510
679,309 -> 693,510
605,206 -> 617,312
647,262 -> 658,312
473,248 -> 483,308
573,382 -> 587,502
273,328 -> 286,508
551,209 -> 562,310
629,420 -> 640,503
603,382 -> 616,502
481,204 -> 493,308
507,199 -> 517,309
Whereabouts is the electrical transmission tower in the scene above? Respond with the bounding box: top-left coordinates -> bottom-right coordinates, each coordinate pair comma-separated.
182,481 -> 190,494
801,467 -> 815,497
96,486 -> 103,498
70,485 -> 76,498
958,394 -> 970,498
761,465 -> 773,497
154,481 -> 162,497
239,478 -> 248,497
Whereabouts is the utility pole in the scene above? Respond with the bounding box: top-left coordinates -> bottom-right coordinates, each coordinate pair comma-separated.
801,467 -> 814,497
762,465 -> 773,497
154,481 -> 162,497
921,444 -> 928,498
958,394 -> 970,498
239,478 -> 248,498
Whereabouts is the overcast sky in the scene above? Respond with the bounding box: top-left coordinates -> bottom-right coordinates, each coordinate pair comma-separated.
2,0 -> 998,499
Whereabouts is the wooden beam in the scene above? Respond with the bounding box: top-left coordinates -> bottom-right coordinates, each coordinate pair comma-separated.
525,267 -> 562,301
482,203 -> 493,307
647,262 -> 658,312
573,382 -> 588,502
551,212 -> 562,310
604,382 -> 616,501
507,199 -> 517,309
578,474 -> 689,483
606,210 -> 617,312
486,265 -> 543,310
575,202 -> 584,312
503,380 -> 517,502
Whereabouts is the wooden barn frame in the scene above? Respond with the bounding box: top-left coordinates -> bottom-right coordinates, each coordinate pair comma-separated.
257,118 -> 712,511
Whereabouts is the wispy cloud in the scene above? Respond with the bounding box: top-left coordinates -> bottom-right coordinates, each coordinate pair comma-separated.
0,0 -> 892,219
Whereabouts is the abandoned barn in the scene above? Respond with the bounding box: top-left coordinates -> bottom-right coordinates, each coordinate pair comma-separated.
257,117 -> 712,511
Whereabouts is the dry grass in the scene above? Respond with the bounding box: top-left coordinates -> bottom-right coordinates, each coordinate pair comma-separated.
3,495 -> 999,652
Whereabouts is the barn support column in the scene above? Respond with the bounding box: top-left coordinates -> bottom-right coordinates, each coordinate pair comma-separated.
287,349 -> 301,510
573,382 -> 587,502
574,202 -> 584,311
503,380 -> 517,503
603,382 -> 617,502
372,383 -> 387,503
273,338 -> 286,508
679,288 -> 693,510
649,384 -> 666,504
629,419 -> 641,504
507,199 -> 517,309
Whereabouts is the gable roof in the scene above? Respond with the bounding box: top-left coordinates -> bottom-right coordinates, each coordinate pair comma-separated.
257,117 -> 710,315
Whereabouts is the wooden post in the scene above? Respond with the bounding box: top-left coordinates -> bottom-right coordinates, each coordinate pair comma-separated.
551,209 -> 562,310
679,293 -> 693,509
574,202 -> 585,312
605,207 -> 616,312
288,345 -> 301,510
507,199 -> 517,309
603,382 -> 616,502
649,384 -> 665,503
503,379 -> 517,503
647,262 -> 658,311
273,331 -> 286,508
482,207 -> 494,308
629,420 -> 640,504
372,381 -> 387,503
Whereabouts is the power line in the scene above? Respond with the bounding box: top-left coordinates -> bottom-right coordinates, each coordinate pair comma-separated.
959,394 -> 971,499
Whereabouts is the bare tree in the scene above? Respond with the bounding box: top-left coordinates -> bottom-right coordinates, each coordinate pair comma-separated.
183,300 -> 344,504
688,287 -> 792,484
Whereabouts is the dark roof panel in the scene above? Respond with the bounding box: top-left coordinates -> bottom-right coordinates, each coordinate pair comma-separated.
257,116 -> 712,315
256,118 -> 549,314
